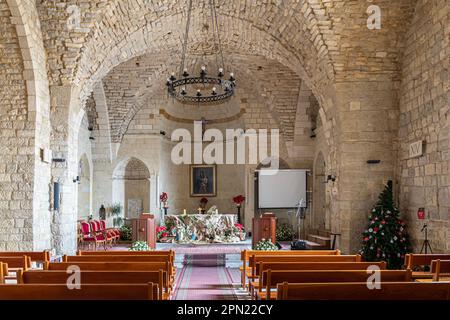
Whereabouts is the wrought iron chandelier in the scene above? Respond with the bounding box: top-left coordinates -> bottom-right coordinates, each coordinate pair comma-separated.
166,0 -> 236,104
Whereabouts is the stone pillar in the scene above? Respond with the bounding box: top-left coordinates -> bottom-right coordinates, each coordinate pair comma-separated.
49,85 -> 79,255
333,81 -> 398,253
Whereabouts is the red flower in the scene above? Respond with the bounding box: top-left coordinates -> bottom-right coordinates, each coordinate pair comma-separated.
235,223 -> 244,230
364,237 -> 369,242
373,227 -> 379,233
156,226 -> 167,233
162,233 -> 168,238
233,195 -> 246,205
200,197 -> 208,204
160,192 -> 168,202
381,220 -> 386,225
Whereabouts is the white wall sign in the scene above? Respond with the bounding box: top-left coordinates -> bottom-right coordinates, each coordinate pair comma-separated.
409,140 -> 424,158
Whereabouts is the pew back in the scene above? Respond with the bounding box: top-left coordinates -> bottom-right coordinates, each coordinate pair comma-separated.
258,262 -> 387,275
0,283 -> 157,300
431,260 -> 450,281
276,282 -> 450,300
0,256 -> 30,270
0,251 -> 50,264
63,255 -> 170,263
250,255 -> 362,277
260,269 -> 412,300
405,254 -> 450,269
76,250 -> 174,262
21,270 -> 165,300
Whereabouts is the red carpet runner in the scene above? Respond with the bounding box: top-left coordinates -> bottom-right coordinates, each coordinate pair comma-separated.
173,266 -> 238,300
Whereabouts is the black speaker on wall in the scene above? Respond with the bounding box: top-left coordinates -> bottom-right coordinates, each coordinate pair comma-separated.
54,182 -> 60,211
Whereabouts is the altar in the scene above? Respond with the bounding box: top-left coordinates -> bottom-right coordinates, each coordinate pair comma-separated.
165,214 -> 244,244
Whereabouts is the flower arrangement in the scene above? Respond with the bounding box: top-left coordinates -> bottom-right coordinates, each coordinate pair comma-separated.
276,223 -> 295,242
254,238 -> 279,251
233,195 -> 245,206
156,226 -> 169,241
129,241 -> 150,251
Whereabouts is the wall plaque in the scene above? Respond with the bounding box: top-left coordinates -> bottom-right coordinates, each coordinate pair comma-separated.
409,140 -> 424,158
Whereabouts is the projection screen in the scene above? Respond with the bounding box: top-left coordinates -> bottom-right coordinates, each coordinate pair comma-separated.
258,170 -> 308,209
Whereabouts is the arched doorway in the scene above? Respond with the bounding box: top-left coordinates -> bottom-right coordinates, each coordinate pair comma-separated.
77,154 -> 91,220
112,158 -> 151,220
313,152 -> 327,230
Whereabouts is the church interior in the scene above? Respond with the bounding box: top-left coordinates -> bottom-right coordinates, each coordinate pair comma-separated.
0,0 -> 450,302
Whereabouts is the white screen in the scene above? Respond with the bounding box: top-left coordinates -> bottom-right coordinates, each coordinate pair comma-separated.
258,170 -> 307,209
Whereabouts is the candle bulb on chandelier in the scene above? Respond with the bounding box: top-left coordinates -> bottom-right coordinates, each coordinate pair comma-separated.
218,68 -> 224,77
183,68 -> 189,77
212,87 -> 217,95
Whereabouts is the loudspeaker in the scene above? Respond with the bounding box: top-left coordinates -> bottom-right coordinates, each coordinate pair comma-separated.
54,182 -> 60,211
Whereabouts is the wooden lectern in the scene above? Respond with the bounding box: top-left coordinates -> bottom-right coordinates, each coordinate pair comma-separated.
132,214 -> 156,249
252,214 -> 277,247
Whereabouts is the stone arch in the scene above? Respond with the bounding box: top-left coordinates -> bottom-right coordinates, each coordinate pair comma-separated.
75,5 -> 335,113
112,157 -> 151,220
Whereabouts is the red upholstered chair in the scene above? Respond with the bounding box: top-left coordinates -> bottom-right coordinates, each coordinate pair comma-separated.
90,220 -> 113,249
80,222 -> 107,251
100,220 -> 119,244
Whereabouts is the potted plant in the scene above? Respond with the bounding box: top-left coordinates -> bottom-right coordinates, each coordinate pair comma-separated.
110,203 -> 123,228
119,225 -> 132,241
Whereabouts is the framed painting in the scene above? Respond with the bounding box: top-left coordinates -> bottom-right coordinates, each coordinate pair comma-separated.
190,165 -> 217,197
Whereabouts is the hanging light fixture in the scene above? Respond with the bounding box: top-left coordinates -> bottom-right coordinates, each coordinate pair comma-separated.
166,0 -> 236,104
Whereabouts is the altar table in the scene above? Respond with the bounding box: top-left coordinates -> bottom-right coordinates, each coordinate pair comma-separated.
165,214 -> 242,243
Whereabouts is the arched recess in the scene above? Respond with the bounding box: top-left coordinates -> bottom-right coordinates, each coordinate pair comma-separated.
313,151 -> 328,231
77,154 -> 91,220
112,157 -> 151,220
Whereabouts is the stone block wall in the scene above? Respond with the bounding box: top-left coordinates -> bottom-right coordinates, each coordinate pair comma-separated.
398,0 -> 450,252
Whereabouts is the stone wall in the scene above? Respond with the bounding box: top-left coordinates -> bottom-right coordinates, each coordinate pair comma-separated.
398,0 -> 450,252
0,0 -> 33,250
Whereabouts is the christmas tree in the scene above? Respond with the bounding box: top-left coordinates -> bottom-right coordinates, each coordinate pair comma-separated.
360,181 -> 411,269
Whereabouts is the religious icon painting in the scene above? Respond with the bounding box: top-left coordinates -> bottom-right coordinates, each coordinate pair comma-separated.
190,165 -> 217,197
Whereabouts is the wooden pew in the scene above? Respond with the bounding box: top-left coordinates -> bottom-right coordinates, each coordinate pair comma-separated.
0,251 -> 50,266
257,269 -> 412,300
405,254 -> 450,279
0,263 -> 3,284
0,283 -> 157,300
45,261 -> 172,290
76,250 -> 176,278
432,260 -> 450,281
0,256 -> 31,282
76,250 -> 175,263
21,270 -> 166,300
249,261 -> 387,296
276,282 -> 450,300
0,256 -> 31,270
240,250 -> 340,287
247,255 -> 361,286
1,263 -> 6,278
63,255 -> 174,283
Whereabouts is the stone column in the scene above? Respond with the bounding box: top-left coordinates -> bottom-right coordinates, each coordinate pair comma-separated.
333,81 -> 398,253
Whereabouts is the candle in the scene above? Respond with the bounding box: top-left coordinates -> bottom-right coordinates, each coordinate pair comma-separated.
183,209 -> 187,215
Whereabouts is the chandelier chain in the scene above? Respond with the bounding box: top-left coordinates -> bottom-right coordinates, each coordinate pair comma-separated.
180,0 -> 193,77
